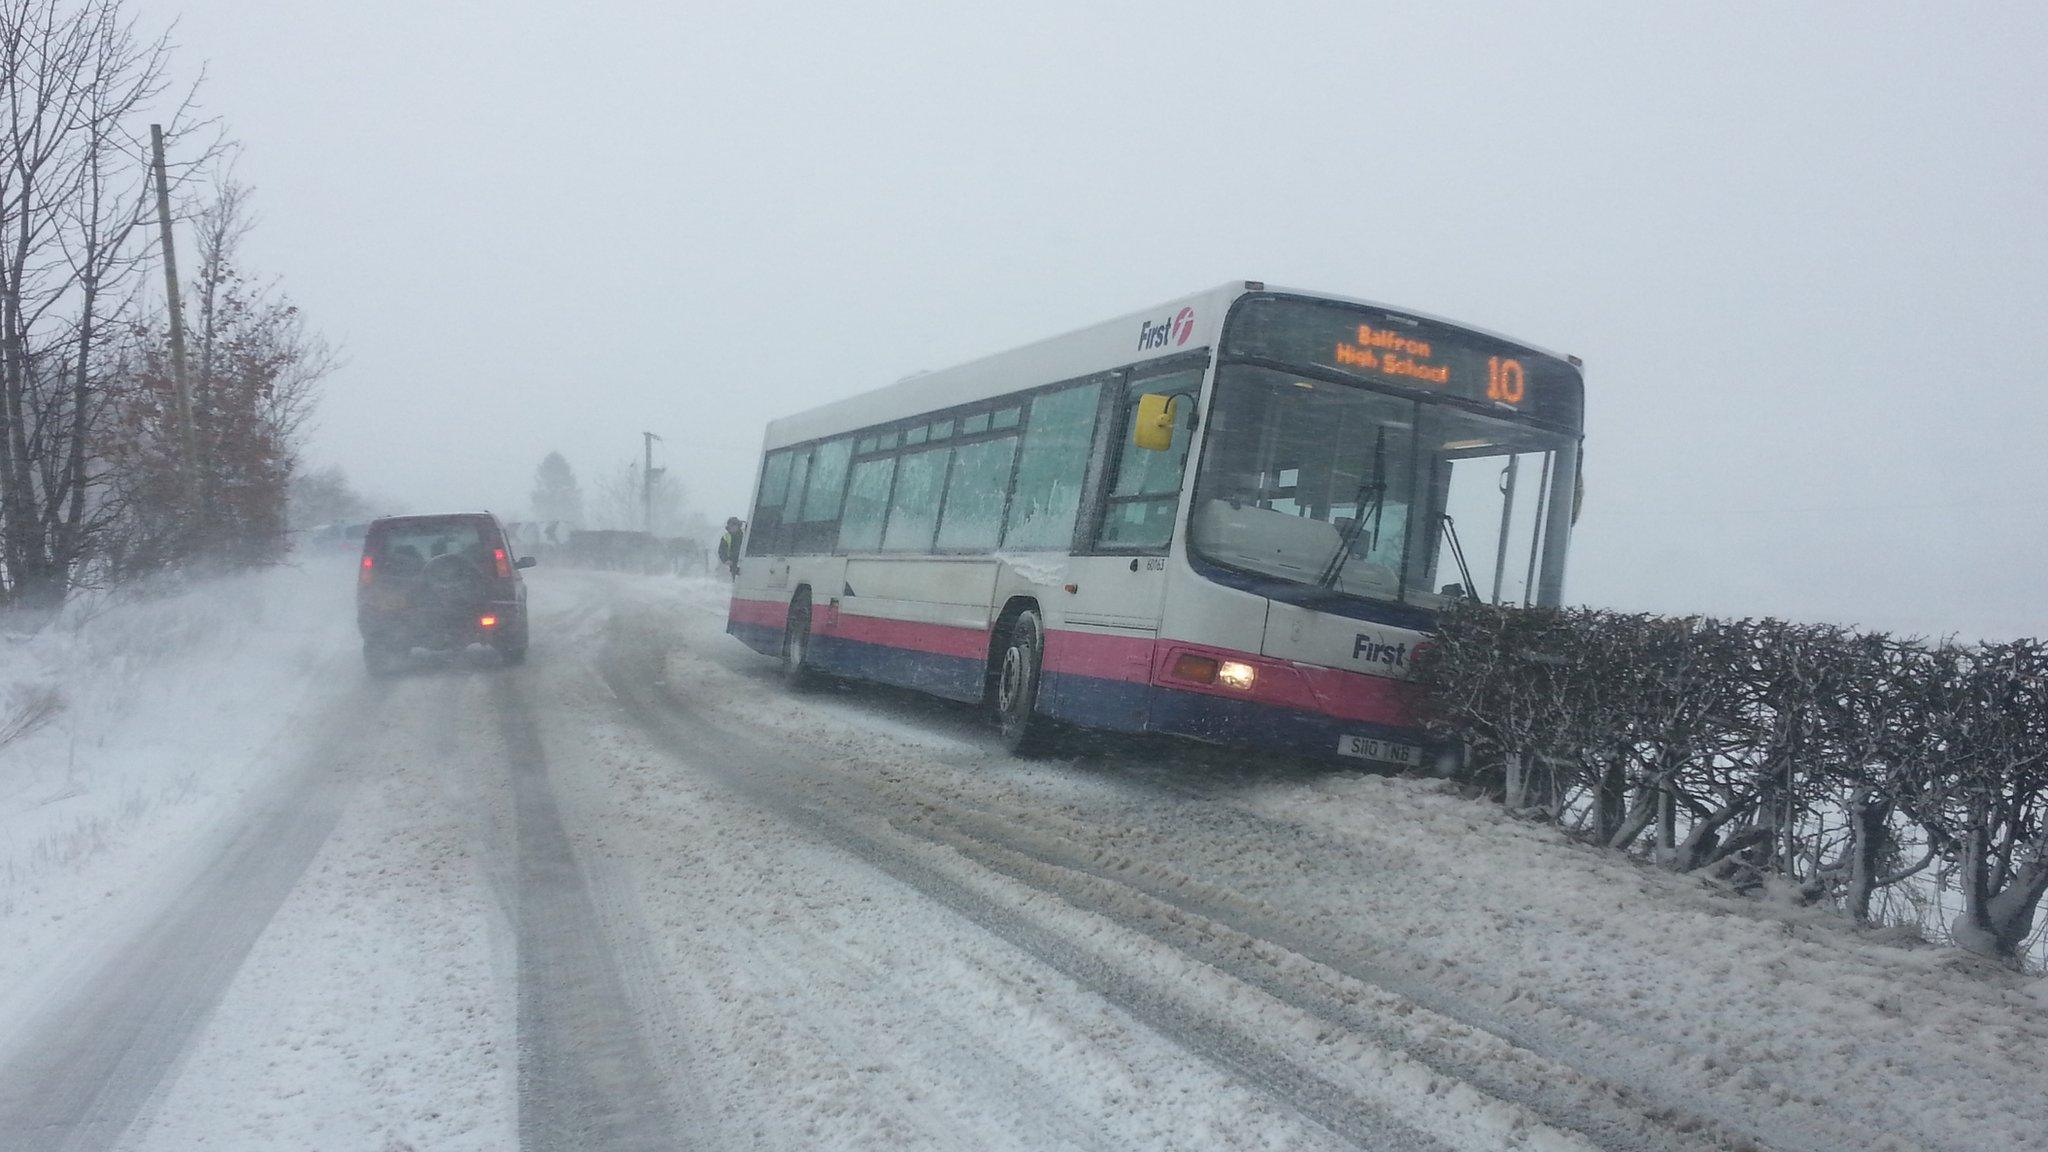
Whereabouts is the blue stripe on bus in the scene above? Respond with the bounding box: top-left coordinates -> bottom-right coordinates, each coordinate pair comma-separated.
809,634 -> 984,702
1144,685 -> 1427,755
1039,672 -> 1431,759
729,619 -> 784,657
1038,672 -> 1152,732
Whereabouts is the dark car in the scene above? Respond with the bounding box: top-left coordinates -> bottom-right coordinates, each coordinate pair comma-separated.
356,513 -> 535,673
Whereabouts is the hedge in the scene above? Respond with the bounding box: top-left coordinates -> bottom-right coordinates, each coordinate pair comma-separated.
1413,603 -> 2048,964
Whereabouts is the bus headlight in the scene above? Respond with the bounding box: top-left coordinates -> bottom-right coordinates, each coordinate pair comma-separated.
1217,660 -> 1257,690
1168,651 -> 1258,691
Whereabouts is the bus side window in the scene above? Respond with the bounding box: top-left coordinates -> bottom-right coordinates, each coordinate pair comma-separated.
935,435 -> 1018,550
1095,369 -> 1201,550
882,446 -> 950,551
837,457 -> 895,552
748,450 -> 796,556
792,437 -> 853,553
798,438 -> 853,523
1002,381 -> 1101,550
777,451 -> 810,553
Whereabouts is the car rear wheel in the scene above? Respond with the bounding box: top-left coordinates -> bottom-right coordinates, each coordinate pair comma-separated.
495,620 -> 528,665
363,639 -> 404,678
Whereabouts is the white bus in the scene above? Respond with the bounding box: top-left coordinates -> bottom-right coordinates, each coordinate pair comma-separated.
728,282 -> 1583,765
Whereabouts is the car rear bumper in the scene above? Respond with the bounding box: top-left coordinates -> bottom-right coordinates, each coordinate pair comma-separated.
359,600 -> 522,650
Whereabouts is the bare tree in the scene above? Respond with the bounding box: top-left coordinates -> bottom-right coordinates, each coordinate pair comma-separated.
0,0 -> 215,607
589,460 -> 691,536
106,178 -> 330,574
189,177 -> 326,560
286,464 -> 369,531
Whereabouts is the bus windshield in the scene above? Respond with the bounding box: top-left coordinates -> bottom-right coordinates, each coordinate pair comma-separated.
1190,364 -> 1576,607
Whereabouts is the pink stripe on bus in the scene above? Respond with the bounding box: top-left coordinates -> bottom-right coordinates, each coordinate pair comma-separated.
1298,662 -> 1416,725
728,597 -> 788,629
1042,629 -> 1156,683
1148,641 -> 1415,725
824,611 -> 990,661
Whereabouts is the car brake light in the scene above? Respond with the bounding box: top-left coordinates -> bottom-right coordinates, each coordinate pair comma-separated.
479,615 -> 498,629
493,548 -> 512,578
359,555 -> 374,586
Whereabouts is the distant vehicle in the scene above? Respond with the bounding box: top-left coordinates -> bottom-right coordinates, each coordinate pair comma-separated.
356,513 -> 535,674
729,282 -> 1584,763
563,529 -> 662,573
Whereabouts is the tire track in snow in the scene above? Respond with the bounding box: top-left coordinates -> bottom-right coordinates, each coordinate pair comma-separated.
0,679 -> 390,1152
575,851 -> 720,1147
905,812 -> 1750,1152
597,633 -> 1469,1152
490,673 -> 682,1151
543,638 -> 1134,1152
520,650 -> 719,1147
882,760 -> 1853,1152
655,679 -> 1790,1152
644,594 -> 1846,1152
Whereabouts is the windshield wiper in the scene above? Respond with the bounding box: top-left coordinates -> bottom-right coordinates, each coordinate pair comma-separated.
1316,427 -> 1387,590
1439,513 -> 1479,601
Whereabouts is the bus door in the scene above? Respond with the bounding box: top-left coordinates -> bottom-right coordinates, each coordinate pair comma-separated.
1043,359 -> 1205,726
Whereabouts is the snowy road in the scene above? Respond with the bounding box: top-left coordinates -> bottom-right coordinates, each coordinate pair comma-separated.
0,565 -> 2042,1151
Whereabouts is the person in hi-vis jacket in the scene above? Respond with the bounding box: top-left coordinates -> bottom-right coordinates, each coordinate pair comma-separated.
716,517 -> 744,578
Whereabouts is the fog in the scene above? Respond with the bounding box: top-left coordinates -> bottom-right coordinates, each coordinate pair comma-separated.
168,1 -> 2045,639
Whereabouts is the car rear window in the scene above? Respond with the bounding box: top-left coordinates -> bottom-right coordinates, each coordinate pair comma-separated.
367,518 -> 497,579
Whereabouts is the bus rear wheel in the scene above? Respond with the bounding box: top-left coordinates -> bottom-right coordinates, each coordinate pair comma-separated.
781,596 -> 814,690
996,609 -> 1054,756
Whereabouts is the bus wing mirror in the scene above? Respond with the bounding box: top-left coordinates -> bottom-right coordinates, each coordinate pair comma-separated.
1133,393 -> 1177,452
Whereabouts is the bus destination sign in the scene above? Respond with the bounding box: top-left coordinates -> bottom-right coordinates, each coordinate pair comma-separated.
1224,296 -> 1581,427
1334,323 -> 1526,406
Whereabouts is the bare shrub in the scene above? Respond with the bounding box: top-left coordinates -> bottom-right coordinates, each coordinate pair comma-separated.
1417,602 -> 2048,965
0,681 -> 64,751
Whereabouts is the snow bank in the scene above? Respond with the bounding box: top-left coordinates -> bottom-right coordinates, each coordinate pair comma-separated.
0,556 -> 358,1012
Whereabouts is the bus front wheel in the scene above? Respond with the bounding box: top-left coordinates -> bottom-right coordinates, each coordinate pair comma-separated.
996,609 -> 1054,755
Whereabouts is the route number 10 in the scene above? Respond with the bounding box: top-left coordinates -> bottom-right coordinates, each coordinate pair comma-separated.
1487,356 -> 1526,404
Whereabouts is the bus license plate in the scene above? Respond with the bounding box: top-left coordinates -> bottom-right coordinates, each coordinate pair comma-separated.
1337,735 -> 1420,766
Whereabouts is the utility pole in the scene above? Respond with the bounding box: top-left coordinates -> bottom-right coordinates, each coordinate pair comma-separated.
150,124 -> 198,514
642,431 -> 663,534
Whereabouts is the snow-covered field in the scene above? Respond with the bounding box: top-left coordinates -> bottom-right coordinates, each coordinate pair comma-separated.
1,559 -> 2042,1151
0,561 -> 357,1007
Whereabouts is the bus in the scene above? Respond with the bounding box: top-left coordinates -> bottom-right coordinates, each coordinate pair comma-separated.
727,283 -> 1583,766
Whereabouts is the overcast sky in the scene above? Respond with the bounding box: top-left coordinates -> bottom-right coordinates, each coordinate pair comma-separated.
159,1 -> 2045,640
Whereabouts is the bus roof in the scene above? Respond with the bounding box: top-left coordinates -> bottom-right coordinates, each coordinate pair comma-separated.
762,281 -> 1577,451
